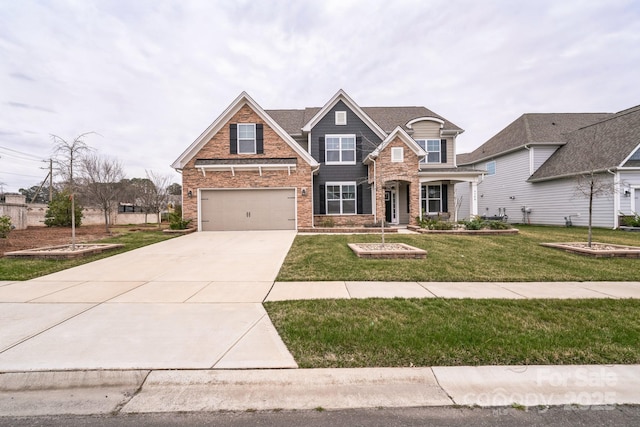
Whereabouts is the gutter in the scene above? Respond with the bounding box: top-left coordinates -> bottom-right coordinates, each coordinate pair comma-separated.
527,168 -> 614,183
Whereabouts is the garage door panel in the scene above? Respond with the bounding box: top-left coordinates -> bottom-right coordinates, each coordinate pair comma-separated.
200,189 -> 296,231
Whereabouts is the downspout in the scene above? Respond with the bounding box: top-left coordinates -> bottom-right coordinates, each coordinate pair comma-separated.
607,169 -> 619,229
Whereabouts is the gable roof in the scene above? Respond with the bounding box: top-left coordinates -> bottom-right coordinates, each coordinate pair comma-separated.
529,106 -> 640,182
171,92 -> 319,170
458,112 -> 613,165
364,126 -> 427,163
301,89 -> 388,139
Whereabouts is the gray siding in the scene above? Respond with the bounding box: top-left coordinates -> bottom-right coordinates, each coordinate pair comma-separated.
532,146 -> 559,172
620,170 -> 640,214
457,148 -> 618,227
311,100 -> 381,214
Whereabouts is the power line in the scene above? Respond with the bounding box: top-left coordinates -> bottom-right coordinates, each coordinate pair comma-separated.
0,151 -> 46,163
0,171 -> 43,178
0,145 -> 46,161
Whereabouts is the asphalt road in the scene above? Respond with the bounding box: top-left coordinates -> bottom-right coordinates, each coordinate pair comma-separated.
2,406 -> 639,427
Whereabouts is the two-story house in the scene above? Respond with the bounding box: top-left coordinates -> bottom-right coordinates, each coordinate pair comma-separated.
171,90 -> 483,231
456,105 -> 640,228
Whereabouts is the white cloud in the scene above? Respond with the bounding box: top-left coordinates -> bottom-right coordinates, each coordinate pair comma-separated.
0,0 -> 638,192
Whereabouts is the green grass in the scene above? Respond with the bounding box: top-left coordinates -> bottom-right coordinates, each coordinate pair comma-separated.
277,225 -> 640,282
264,298 -> 640,368
0,230 -> 177,281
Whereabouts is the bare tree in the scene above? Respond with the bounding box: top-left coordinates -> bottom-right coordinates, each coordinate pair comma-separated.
574,170 -> 616,247
80,153 -> 126,233
571,126 -> 619,247
146,170 -> 172,227
51,132 -> 93,249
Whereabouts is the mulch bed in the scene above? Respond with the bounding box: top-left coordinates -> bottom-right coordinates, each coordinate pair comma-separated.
0,225 -> 113,257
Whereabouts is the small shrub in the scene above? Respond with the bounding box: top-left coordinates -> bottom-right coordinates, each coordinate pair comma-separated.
0,215 -> 12,238
620,213 -> 640,227
168,205 -> 192,230
461,216 -> 484,230
44,190 -> 83,227
320,217 -> 335,228
485,220 -> 512,230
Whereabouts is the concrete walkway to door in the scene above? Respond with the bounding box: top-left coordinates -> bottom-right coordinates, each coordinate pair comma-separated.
0,231 -> 298,372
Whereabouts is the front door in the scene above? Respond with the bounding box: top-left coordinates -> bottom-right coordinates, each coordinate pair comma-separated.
385,189 -> 397,224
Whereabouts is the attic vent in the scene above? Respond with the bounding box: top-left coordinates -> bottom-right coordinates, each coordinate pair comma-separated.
551,122 -> 556,125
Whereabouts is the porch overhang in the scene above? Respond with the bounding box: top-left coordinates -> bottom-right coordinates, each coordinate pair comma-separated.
195,158 -> 298,177
418,167 -> 484,183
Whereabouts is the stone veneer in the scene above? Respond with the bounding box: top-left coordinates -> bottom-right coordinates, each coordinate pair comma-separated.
181,104 -> 314,227
369,136 -> 422,226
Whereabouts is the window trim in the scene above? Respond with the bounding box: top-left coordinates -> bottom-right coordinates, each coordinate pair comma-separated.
391,147 -> 404,162
237,123 -> 257,154
335,111 -> 347,125
421,184 -> 442,214
325,134 -> 356,165
325,181 -> 357,215
416,139 -> 441,164
486,160 -> 496,176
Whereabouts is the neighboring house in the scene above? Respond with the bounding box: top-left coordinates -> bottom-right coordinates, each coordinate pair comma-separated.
456,106 -> 640,228
171,90 -> 482,231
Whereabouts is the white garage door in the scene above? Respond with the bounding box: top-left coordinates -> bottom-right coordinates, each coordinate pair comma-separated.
200,189 -> 296,231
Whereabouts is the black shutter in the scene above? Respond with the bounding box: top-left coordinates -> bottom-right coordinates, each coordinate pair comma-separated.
442,184 -> 448,213
440,139 -> 447,163
230,124 -> 237,154
356,136 -> 363,162
319,137 -> 325,163
319,184 -> 326,214
406,184 -> 410,213
357,184 -> 363,214
256,124 -> 264,154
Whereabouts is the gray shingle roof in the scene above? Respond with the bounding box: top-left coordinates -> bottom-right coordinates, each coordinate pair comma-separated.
529,106 -> 640,181
458,113 -> 613,165
266,106 -> 462,136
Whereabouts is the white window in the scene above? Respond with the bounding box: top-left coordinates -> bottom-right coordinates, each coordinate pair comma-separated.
326,182 -> 356,215
486,160 -> 496,176
237,124 -> 256,154
391,147 -> 404,162
335,111 -> 347,125
325,134 -> 356,164
416,139 -> 441,163
421,184 -> 441,213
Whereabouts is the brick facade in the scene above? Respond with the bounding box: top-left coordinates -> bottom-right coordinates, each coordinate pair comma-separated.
181,105 -> 314,228
372,136 -> 421,225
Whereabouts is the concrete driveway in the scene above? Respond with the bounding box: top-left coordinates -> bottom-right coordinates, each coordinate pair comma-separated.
0,231 -> 298,372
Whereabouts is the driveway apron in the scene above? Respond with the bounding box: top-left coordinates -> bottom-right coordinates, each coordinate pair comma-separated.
0,231 -> 298,371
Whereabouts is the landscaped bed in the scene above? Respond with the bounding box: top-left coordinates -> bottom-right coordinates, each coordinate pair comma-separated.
264,298 -> 640,368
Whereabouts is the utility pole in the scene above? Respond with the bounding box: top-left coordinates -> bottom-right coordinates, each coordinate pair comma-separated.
49,158 -> 53,201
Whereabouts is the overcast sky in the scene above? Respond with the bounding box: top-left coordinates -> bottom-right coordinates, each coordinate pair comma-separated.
1,0 -> 639,192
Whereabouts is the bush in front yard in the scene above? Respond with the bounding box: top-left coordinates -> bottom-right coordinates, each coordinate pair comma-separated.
0,215 -> 12,238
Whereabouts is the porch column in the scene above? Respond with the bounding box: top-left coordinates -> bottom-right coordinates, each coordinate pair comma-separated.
469,181 -> 478,216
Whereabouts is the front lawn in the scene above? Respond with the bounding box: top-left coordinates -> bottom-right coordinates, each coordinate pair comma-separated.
277,225 -> 640,281
0,230 -> 177,281
264,299 -> 640,368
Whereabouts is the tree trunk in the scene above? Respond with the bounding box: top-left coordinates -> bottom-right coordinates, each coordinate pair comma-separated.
103,208 -> 110,233
588,179 -> 594,247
